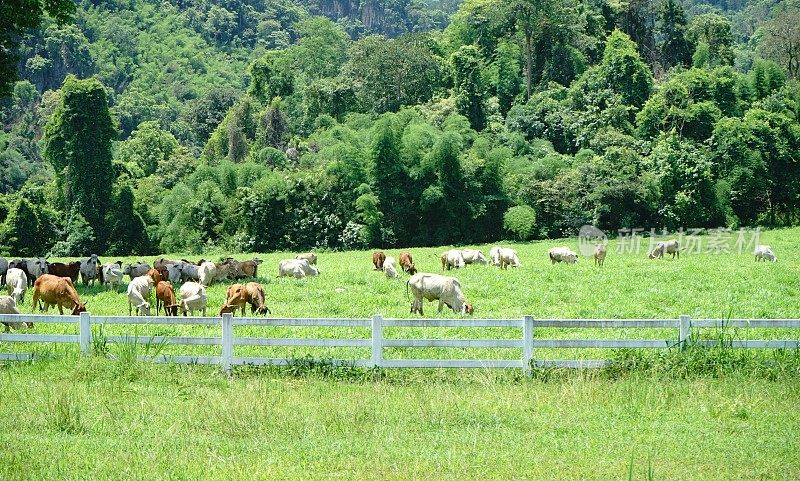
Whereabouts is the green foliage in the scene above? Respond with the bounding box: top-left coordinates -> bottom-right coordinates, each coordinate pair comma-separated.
688,13 -> 735,68
657,0 -> 694,70
0,0 -> 75,97
452,45 -> 486,131
43,76 -> 116,251
491,41 -> 522,116
117,121 -> 181,177
50,210 -> 96,257
107,186 -> 150,255
597,30 -> 653,109
0,198 -> 53,257
503,205 -> 536,240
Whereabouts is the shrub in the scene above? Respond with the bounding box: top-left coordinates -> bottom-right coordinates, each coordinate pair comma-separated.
503,205 -> 537,240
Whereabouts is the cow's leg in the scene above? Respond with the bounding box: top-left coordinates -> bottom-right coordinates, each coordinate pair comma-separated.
58,303 -> 64,315
437,300 -> 444,313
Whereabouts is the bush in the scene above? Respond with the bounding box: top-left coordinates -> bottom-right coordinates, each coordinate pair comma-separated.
503,205 -> 537,240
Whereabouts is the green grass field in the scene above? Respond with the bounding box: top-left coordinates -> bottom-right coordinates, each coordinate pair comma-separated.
2,228 -> 800,479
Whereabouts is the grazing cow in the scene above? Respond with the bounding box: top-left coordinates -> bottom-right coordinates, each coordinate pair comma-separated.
154,265 -> 169,284
0,256 -> 8,286
398,252 -> 417,275
198,261 -> 217,286
0,295 -> 32,331
649,239 -> 680,259
754,245 -> 777,262
384,256 -> 399,279
219,283 -> 247,316
245,282 -> 271,315
278,259 -> 319,278
461,249 -> 488,266
123,262 -> 151,280
47,261 -> 81,283
490,246 -> 502,267
0,295 -> 34,332
407,273 -> 474,316
155,281 -> 179,316
441,250 -> 466,270
102,263 -> 124,292
179,282 -> 207,316
594,244 -> 607,267
79,254 -> 101,286
127,276 -> 153,316
372,251 -> 386,270
295,252 -> 317,265
549,246 -> 578,265
498,248 -> 521,269
229,258 -> 262,279
154,258 -> 181,270
5,268 -> 27,304
31,274 -> 87,315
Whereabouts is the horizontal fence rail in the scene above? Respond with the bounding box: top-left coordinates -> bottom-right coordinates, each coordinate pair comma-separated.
1,312 -> 800,374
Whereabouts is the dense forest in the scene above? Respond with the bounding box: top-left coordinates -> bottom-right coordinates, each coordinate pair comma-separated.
0,0 -> 799,255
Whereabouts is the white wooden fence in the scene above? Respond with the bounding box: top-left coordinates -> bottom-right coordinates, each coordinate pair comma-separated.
1,313 -> 799,374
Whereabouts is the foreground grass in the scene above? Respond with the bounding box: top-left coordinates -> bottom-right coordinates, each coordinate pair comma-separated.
1,358 -> 799,480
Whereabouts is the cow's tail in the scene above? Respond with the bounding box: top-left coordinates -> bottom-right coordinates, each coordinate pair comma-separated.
406,279 -> 410,299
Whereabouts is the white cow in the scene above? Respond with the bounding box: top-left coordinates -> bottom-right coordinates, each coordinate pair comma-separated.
0,295 -> 30,331
594,244 -> 607,267
127,275 -> 153,316
549,246 -> 578,265
461,249 -> 488,265
102,263 -> 124,292
80,254 -> 100,286
754,245 -> 777,262
278,259 -> 319,279
179,282 -> 207,316
649,239 -> 680,259
498,248 -> 520,269
5,268 -> 27,304
490,246 -> 502,266
295,252 -> 317,265
441,249 -> 466,270
198,261 -> 217,286
407,273 -> 474,316
384,256 -> 399,279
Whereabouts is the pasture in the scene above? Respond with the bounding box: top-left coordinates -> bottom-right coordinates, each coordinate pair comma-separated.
2,228 -> 800,479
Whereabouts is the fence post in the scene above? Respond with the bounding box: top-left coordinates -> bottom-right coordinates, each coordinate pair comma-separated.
221,313 -> 234,374
523,316 -> 534,376
679,315 -> 691,350
79,312 -> 91,356
371,314 -> 383,368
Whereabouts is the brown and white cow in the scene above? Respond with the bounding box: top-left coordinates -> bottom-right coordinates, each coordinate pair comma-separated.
155,281 -> 179,316
398,252 -> 417,275
372,251 -> 386,270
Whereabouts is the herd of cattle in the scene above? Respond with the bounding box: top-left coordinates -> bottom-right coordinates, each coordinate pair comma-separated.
0,239 -> 781,331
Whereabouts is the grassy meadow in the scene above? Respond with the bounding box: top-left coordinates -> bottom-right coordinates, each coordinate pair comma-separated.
2,228 -> 800,479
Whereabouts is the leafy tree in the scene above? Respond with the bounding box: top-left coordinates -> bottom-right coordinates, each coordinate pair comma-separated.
294,18 -> 350,80
185,87 -> 239,145
0,198 -> 43,256
107,186 -> 150,255
492,42 -> 521,116
597,30 -> 653,109
757,2 -> 800,79
344,34 -> 443,113
370,117 -> 408,244
688,13 -> 734,67
117,121 -> 181,177
43,75 -> 116,250
452,45 -> 486,131
50,210 -> 96,257
249,51 -> 295,104
0,0 -> 75,97
619,0 -> 656,66
657,0 -> 693,70
503,205 -> 536,240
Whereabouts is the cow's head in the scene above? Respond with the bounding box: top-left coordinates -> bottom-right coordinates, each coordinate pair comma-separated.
71,302 -> 87,316
463,303 -> 474,315
166,304 -> 179,316
408,263 -> 417,275
255,305 -> 271,316
219,304 -> 239,316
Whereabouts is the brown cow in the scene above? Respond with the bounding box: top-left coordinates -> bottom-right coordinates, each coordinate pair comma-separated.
372,251 -> 386,270
219,283 -> 248,316
154,265 -> 169,284
147,268 -> 162,286
31,274 -> 87,316
47,261 -> 81,283
245,282 -> 271,315
240,259 -> 261,278
398,252 -> 417,275
155,281 -> 179,316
